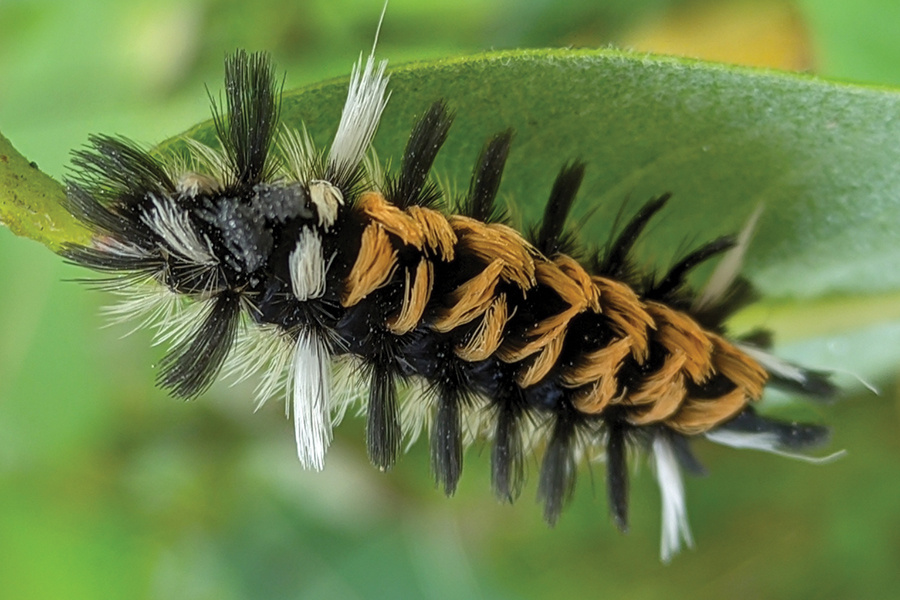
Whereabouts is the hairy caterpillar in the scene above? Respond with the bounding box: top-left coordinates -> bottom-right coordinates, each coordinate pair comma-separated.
61,48 -> 839,561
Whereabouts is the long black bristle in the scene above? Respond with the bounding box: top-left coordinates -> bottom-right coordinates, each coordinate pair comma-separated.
737,328 -> 773,349
71,135 -> 176,201
693,277 -> 760,329
769,368 -> 839,399
211,50 -> 281,189
669,431 -> 707,476
537,411 -> 579,526
606,418 -> 629,532
432,389 -> 464,495
367,368 -> 401,470
60,245 -> 162,274
63,183 -> 155,248
491,394 -> 527,503
157,292 -> 241,399
597,193 -> 671,279
719,408 -> 831,449
459,130 -> 514,223
647,236 -> 735,301
388,101 -> 454,209
534,162 -> 586,256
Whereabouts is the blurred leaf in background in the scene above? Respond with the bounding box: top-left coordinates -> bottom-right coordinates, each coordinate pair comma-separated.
1,1 -> 899,599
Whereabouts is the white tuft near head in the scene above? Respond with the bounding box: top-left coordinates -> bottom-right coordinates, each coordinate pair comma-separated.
289,228 -> 328,301
308,180 -> 345,230
327,4 -> 391,180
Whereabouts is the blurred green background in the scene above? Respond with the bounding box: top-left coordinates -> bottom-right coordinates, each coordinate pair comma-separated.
1,0 -> 899,598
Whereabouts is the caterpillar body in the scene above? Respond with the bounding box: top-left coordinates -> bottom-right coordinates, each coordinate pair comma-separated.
62,49 -> 837,561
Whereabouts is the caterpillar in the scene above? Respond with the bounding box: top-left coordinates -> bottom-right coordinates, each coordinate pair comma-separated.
61,48 -> 839,561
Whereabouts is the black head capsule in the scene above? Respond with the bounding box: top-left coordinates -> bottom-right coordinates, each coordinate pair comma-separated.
190,181 -> 319,284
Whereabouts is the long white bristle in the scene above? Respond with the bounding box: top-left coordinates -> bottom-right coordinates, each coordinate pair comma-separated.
652,434 -> 694,563
706,430 -> 847,464
280,125 -> 320,183
328,53 -> 390,178
694,204 -> 763,312
736,344 -> 813,389
289,329 -> 332,470
141,196 -> 217,265
181,138 -> 231,188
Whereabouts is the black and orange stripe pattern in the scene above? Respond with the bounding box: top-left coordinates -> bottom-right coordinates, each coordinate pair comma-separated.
60,50 -> 837,558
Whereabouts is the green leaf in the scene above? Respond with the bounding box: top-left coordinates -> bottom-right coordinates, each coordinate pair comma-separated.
4,48 -> 900,372
177,49 -> 900,300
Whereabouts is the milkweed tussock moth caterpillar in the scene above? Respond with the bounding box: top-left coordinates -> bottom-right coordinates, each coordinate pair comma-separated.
61,48 -> 841,562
